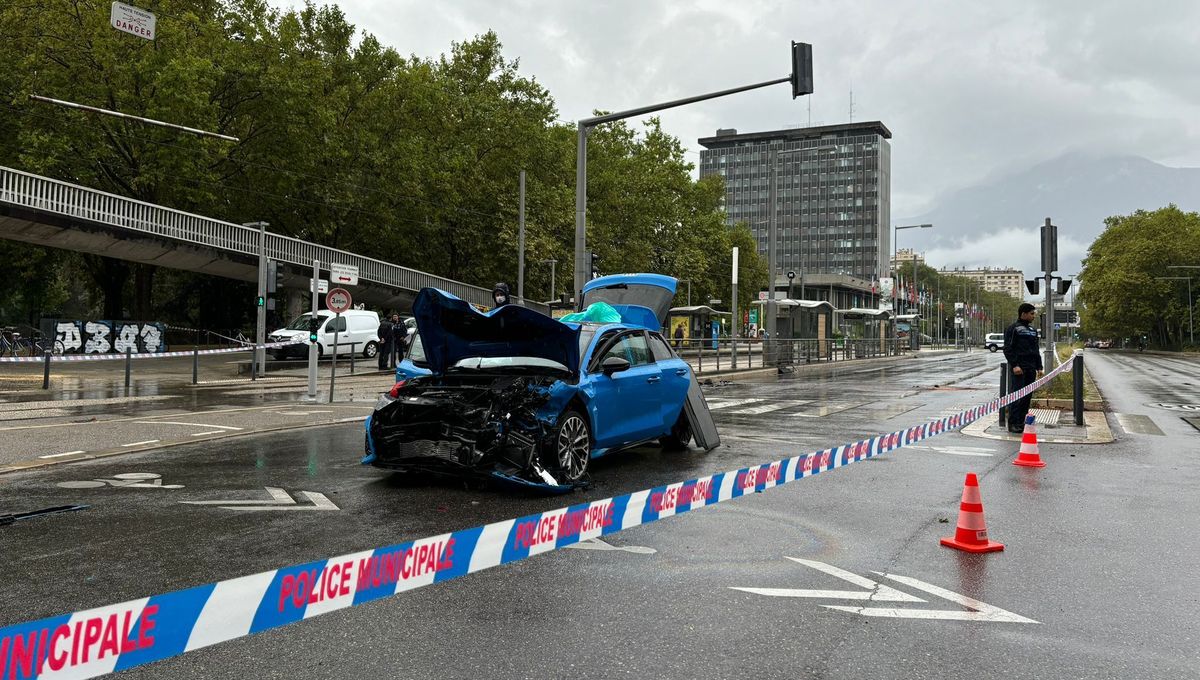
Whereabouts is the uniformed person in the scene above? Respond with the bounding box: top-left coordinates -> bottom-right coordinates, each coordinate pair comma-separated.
1003,302 -> 1043,433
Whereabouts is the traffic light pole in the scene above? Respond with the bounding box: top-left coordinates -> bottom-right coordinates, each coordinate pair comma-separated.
307,258 -> 319,399
572,62 -> 808,307
248,221 -> 269,378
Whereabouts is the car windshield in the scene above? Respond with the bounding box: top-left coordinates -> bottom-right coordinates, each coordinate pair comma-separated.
408,333 -> 427,366
284,313 -> 326,331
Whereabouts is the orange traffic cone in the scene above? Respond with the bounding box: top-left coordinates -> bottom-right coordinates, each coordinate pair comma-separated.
940,473 -> 1005,553
1013,414 -> 1046,468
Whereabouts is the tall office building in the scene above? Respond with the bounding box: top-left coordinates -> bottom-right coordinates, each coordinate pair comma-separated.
698,122 -> 892,281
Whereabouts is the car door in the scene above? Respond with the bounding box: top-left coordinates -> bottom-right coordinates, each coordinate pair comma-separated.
648,331 -> 691,433
322,314 -> 348,354
587,331 -> 661,448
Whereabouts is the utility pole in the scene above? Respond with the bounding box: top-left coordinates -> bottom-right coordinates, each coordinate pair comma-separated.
1041,218 -> 1058,370
245,221 -> 269,378
308,259 -> 319,399
518,170 -> 526,304
731,246 -> 739,369
766,148 -> 779,358
541,259 -> 557,302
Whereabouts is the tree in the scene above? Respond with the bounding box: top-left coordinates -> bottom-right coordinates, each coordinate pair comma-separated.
1079,205 -> 1200,349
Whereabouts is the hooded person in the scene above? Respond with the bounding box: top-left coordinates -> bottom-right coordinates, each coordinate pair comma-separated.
492,282 -> 512,309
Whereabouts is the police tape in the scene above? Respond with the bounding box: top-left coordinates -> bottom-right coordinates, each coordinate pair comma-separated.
0,354 -> 1077,679
0,342 -> 304,364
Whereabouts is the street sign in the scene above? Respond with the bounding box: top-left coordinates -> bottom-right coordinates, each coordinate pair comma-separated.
758,291 -> 768,301
316,279 -> 329,294
110,2 -> 156,40
330,263 -> 359,286
326,287 -> 352,313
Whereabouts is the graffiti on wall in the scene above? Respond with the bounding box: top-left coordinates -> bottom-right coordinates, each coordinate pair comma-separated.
51,320 -> 167,354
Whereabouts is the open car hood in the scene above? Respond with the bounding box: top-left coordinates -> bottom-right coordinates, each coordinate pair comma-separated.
413,288 -> 581,375
581,273 -> 677,329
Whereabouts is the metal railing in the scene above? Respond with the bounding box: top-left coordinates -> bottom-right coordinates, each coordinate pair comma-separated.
673,337 -> 910,374
0,166 -> 543,312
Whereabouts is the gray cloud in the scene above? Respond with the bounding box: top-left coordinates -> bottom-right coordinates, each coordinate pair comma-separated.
280,0 -> 1200,218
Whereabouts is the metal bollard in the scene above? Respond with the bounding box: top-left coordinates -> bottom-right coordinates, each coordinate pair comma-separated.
350,343 -> 356,374
1073,351 -> 1085,425
192,346 -> 199,384
998,362 -> 1008,426
698,341 -> 703,374
124,347 -> 132,396
42,350 -> 51,390
716,341 -> 721,371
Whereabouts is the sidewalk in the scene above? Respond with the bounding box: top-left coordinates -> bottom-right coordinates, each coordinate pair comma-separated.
962,408 -> 1113,444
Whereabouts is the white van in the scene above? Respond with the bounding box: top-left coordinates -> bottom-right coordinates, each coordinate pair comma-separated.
984,332 -> 1005,352
268,310 -> 380,359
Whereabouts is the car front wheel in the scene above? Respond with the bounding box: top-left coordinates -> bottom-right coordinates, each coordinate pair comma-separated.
546,408 -> 590,483
988,345 -> 998,352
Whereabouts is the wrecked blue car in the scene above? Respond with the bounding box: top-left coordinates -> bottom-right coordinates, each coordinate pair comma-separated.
363,274 -> 719,491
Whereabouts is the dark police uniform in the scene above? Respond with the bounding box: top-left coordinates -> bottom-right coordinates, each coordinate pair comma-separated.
1003,317 -> 1043,430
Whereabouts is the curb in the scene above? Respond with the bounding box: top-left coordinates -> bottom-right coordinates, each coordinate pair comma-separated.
960,410 -> 1113,445
0,411 -> 370,477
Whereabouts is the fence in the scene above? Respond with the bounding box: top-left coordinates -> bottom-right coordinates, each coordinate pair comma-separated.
674,337 -> 912,374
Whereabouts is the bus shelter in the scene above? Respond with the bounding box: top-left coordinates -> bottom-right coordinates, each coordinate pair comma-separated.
751,299 -> 836,359
894,313 -> 922,350
667,305 -> 731,350
836,308 -> 894,353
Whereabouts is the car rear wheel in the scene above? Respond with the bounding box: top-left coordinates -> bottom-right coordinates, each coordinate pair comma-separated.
547,408 -> 590,483
363,341 -> 378,359
660,409 -> 692,451
988,345 -> 998,352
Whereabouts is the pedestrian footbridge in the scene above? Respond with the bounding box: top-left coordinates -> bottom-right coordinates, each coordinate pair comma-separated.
0,165 -> 535,312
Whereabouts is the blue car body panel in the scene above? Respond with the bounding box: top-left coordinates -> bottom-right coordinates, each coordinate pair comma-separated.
413,288 -> 581,375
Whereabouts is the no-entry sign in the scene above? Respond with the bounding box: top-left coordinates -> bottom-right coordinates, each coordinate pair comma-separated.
326,288 -> 352,313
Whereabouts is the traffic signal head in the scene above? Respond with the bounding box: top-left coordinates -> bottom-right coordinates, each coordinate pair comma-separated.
308,316 -> 321,343
1025,279 -> 1040,295
1057,278 -> 1072,295
266,260 -> 279,294
790,41 -> 813,98
255,295 -> 265,307
589,251 -> 601,279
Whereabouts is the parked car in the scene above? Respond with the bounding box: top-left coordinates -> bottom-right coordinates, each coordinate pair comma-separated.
984,332 -> 1005,352
268,309 -> 380,359
363,274 -> 719,491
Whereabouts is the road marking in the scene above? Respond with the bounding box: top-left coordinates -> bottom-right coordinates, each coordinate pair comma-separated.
338,416 -> 367,423
180,487 -> 339,511
1147,402 -> 1200,411
39,450 -> 85,459
565,538 -> 657,555
824,573 -> 1039,623
789,401 -> 868,418
274,410 -> 336,416
190,430 -> 230,436
121,439 -> 159,447
705,398 -> 763,411
57,472 -> 184,489
134,421 -> 243,431
732,558 -> 1037,623
906,445 -> 995,457
1114,413 -> 1166,436
730,558 -> 924,602
728,400 -> 811,415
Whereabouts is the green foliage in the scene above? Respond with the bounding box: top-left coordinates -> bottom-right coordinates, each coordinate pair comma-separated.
0,1 -> 742,329
1079,205 -> 1200,349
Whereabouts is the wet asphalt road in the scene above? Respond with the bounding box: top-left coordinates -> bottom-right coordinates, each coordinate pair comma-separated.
3,350 -> 1198,679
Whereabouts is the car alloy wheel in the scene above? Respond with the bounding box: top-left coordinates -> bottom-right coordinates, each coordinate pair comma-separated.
364,341 -> 378,358
555,411 -> 590,482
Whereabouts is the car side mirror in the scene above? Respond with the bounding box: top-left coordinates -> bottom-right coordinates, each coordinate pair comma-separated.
600,356 -> 631,375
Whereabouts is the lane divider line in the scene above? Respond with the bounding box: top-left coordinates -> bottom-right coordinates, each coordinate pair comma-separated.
0,355 -> 1077,679
120,440 -> 160,448
38,451 -> 85,459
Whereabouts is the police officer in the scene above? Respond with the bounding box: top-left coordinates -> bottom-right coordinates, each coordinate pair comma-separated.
1003,302 -> 1043,433
377,314 -> 393,371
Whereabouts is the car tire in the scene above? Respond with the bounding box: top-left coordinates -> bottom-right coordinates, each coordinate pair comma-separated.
363,341 -> 378,359
659,409 -> 692,451
545,408 -> 590,483
988,345 -> 998,352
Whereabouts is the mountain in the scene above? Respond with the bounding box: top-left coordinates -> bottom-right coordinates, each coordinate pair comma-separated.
901,153 -> 1200,244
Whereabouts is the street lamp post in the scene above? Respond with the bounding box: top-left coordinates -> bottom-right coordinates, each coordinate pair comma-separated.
1157,272 -> 1195,346
678,279 -> 692,307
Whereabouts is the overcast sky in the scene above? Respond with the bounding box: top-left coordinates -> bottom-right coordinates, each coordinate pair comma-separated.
279,0 -> 1200,283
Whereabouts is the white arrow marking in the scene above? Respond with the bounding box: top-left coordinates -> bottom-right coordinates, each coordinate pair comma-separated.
180,487 -> 338,511
705,398 -> 764,411
821,573 -> 1038,623
733,559 -> 1038,623
729,557 -> 924,602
